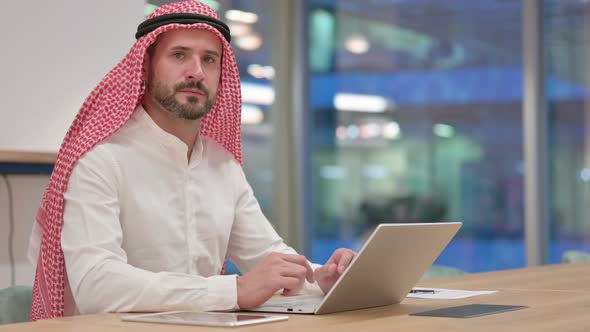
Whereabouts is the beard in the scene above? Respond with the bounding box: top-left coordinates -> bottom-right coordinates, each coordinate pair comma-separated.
147,77 -> 216,120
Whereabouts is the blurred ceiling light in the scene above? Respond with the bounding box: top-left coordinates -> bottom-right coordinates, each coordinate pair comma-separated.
320,166 -> 348,180
360,123 -> 381,139
362,165 -> 388,179
262,66 -> 275,79
241,82 -> 274,105
433,123 -> 455,138
347,125 -> 360,139
225,9 -> 258,24
228,22 -> 251,38
235,33 -> 263,51
345,33 -> 370,54
241,104 -> 264,125
247,64 -> 275,79
382,122 -> 401,140
336,126 -> 347,141
334,93 -> 388,113
247,64 -> 265,79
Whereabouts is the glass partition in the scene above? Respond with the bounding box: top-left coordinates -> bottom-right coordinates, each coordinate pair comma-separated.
307,0 -> 525,272
544,0 -> 590,263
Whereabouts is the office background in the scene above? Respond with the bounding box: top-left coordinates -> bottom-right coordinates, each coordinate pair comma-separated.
1,0 -> 590,289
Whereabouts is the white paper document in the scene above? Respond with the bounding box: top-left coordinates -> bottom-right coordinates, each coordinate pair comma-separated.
407,288 -> 497,299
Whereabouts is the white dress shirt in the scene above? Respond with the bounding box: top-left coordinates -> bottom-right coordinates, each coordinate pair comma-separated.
59,105 -> 322,314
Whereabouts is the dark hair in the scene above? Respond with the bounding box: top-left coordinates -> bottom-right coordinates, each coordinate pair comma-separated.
146,36 -> 160,57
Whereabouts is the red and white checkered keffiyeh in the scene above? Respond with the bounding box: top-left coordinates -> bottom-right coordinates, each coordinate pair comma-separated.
29,1 -> 242,321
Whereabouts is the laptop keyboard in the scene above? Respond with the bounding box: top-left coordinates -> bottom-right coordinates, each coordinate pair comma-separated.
263,294 -> 323,308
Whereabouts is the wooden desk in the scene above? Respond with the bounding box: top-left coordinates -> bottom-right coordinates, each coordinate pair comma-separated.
2,264 -> 589,332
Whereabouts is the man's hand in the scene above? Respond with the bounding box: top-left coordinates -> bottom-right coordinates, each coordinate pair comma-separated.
314,248 -> 356,294
236,252 -> 314,309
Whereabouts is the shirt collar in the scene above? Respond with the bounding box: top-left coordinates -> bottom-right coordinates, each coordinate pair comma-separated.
133,105 -> 204,165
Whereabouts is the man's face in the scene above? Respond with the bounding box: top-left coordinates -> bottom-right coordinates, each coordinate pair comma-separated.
144,28 -> 222,120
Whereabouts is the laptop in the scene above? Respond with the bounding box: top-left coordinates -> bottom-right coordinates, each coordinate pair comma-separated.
249,222 -> 462,315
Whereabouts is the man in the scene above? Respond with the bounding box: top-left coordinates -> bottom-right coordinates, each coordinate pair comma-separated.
27,1 -> 355,320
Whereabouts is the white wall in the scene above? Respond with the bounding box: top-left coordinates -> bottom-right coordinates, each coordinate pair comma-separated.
0,0 -> 145,152
0,0 -> 145,289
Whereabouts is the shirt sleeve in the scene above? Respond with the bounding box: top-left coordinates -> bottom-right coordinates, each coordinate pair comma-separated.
61,145 -> 239,314
226,165 -> 324,295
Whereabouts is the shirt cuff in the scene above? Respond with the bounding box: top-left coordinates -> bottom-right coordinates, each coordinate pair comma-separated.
206,274 -> 239,310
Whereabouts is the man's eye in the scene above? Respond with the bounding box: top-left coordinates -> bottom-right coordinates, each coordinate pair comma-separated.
204,56 -> 215,64
174,53 -> 185,59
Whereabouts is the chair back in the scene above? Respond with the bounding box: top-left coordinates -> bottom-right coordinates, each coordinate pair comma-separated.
0,286 -> 32,325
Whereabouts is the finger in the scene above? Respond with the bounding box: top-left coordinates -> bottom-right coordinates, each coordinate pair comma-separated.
325,248 -> 347,266
282,287 -> 302,296
336,251 -> 355,274
279,262 -> 308,280
328,263 -> 338,277
324,254 -> 337,265
315,263 -> 337,281
280,276 -> 304,296
281,254 -> 315,283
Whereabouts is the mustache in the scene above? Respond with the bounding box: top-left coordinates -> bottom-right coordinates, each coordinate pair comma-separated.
175,81 -> 208,95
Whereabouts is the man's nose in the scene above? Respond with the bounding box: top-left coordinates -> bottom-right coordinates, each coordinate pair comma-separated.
186,58 -> 205,81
